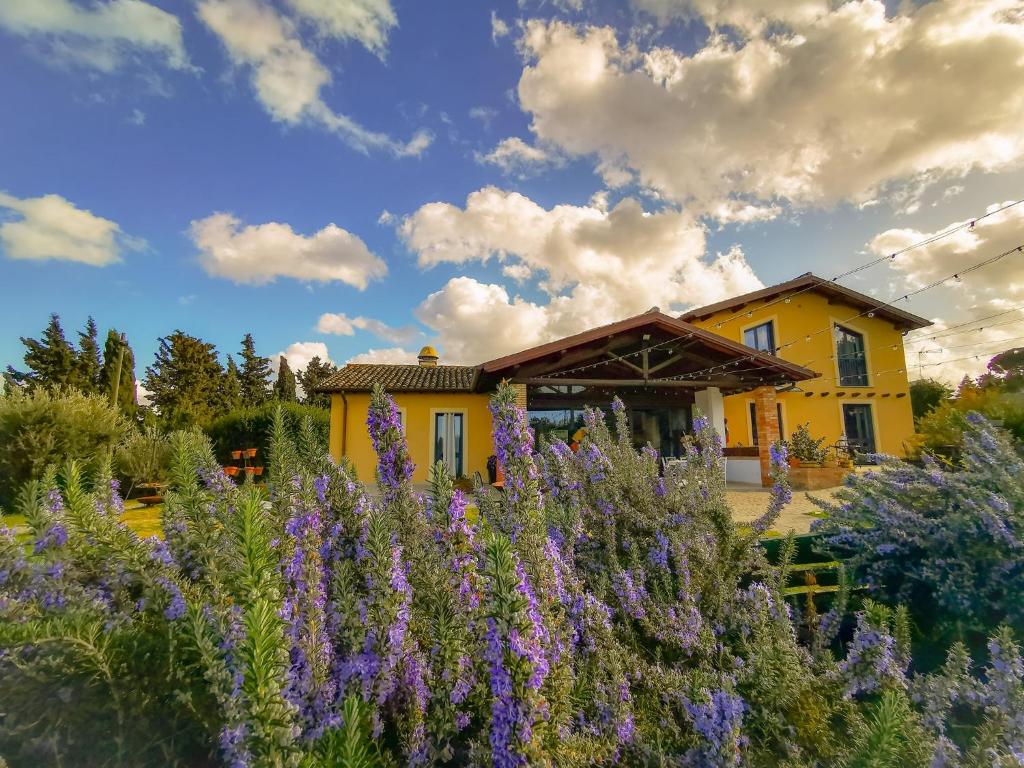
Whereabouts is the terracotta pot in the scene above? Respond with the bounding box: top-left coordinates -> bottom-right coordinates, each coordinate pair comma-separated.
787,457 -> 799,468
224,466 -> 239,476
231,450 -> 242,460
246,448 -> 258,458
253,466 -> 264,476
244,466 -> 256,474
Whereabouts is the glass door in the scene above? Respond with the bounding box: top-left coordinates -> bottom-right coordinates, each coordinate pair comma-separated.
434,412 -> 465,476
842,404 -> 876,455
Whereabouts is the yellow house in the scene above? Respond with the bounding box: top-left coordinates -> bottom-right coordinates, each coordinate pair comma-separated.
319,311 -> 819,486
679,273 -> 932,458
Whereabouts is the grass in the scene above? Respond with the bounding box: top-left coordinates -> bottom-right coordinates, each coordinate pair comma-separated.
4,500 -> 164,542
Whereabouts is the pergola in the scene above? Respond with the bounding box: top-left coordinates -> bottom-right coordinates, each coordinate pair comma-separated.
477,308 -> 818,485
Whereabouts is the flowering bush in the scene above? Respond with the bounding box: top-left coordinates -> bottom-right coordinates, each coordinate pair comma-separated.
1,387 -> 1022,766
812,411 -> 1024,640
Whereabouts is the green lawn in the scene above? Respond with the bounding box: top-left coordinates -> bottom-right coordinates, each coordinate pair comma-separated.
5,500 -> 164,542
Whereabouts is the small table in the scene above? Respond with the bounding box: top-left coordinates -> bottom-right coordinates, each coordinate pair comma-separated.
136,482 -> 168,507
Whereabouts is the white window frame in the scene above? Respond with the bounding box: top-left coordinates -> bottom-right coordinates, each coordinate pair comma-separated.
429,408 -> 469,477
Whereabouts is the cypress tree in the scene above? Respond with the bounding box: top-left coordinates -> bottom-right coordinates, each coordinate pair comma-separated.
273,356 -> 297,402
76,317 -> 102,393
99,329 -> 137,416
144,331 -> 225,427
238,333 -> 272,405
222,355 -> 243,411
296,356 -> 338,409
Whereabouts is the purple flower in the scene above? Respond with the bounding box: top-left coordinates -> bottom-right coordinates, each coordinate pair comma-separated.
838,613 -> 906,698
684,689 -> 747,767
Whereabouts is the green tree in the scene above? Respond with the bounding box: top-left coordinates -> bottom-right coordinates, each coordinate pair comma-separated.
982,347 -> 1024,391
5,314 -> 79,390
98,329 -> 137,417
273,356 -> 297,402
909,378 -> 952,422
296,356 -> 337,409
144,331 -> 225,427
222,354 -> 243,411
238,333 -> 272,405
75,317 -> 102,393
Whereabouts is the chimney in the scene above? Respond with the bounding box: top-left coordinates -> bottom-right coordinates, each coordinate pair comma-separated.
417,345 -> 439,367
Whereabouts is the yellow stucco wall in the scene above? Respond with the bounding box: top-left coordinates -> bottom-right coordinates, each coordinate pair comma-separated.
689,291 -> 918,457
329,391 -> 495,484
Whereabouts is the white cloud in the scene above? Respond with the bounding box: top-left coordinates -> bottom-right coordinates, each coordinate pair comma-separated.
316,312 -> 419,344
905,311 -> 1024,386
632,0 -> 828,34
515,3 -> 1024,218
273,341 -> 335,378
502,263 -> 533,282
469,106 -> 499,129
197,0 -> 430,156
0,0 -> 189,72
347,347 -> 419,364
401,186 -> 763,363
0,191 -> 145,266
491,11 -> 510,42
284,0 -> 396,54
127,108 -> 146,125
477,136 -> 564,177
190,212 -> 387,287
871,201 -> 1024,303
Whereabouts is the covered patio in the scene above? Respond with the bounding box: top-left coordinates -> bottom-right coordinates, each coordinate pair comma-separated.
478,309 -> 818,486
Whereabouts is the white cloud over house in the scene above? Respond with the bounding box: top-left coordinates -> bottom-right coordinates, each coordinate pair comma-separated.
514,1 -> 1024,218
190,212 -> 387,288
400,186 -> 762,363
316,312 -> 419,345
0,191 -> 145,266
347,347 -> 418,364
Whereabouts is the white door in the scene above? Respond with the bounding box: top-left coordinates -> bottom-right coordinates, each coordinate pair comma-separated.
433,412 -> 465,476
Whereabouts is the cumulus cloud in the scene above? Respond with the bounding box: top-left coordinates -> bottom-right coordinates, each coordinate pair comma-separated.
347,347 -> 419,364
0,0 -> 189,72
632,0 -> 828,33
904,311 -> 1024,386
515,2 -> 1024,218
273,341 -> 334,379
491,11 -> 510,42
197,0 -> 430,155
870,201 -> 1024,383
190,212 -> 387,287
0,191 -> 145,266
316,312 -> 419,344
477,137 -> 564,177
284,0 -> 396,54
871,201 -> 1024,303
401,187 -> 763,363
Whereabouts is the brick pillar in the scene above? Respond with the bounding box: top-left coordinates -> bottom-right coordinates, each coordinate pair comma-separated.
513,383 -> 528,410
754,386 -> 780,487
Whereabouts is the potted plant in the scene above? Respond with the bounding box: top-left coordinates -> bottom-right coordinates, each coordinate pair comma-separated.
789,423 -> 828,467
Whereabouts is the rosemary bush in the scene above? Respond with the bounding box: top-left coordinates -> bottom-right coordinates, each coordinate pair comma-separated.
1,387 -> 1022,767
812,411 -> 1024,642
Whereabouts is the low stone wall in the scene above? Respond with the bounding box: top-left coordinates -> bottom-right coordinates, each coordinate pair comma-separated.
788,465 -> 850,490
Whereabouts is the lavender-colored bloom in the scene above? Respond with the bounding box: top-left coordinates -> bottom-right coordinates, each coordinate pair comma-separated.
684,689 -> 747,767
838,613 -> 906,698
34,522 -> 68,554
484,617 -> 526,768
157,578 -> 186,621
367,390 -> 414,502
612,570 -> 647,620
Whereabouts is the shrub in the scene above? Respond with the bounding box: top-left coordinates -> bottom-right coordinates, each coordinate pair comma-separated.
0,388 -> 130,509
1,386 -> 1022,766
813,412 -> 1024,644
114,427 -> 172,496
789,422 -> 829,463
203,401 -> 328,464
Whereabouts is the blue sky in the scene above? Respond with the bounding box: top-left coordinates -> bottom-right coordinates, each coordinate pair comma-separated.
1,0 -> 1023,388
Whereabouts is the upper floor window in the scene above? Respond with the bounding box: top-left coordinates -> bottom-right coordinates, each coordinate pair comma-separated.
743,321 -> 775,353
835,325 -> 868,386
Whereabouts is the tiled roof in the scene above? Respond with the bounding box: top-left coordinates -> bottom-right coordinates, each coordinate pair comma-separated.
317,364 -> 477,393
